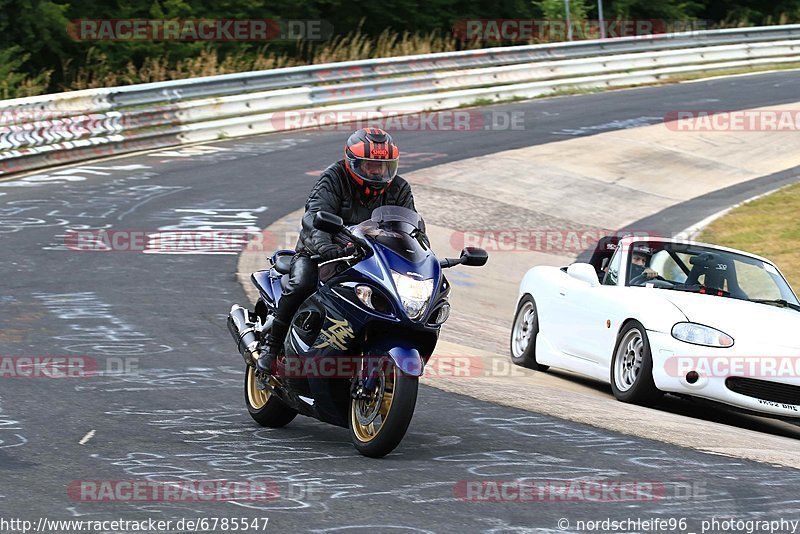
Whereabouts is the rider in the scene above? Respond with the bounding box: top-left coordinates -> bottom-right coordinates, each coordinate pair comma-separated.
257,128 -> 416,373
629,245 -> 659,285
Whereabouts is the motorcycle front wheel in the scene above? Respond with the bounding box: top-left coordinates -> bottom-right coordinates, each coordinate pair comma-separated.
349,360 -> 418,458
244,365 -> 297,428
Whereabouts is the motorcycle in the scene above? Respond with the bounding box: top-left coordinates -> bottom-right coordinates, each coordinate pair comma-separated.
227,205 -> 488,457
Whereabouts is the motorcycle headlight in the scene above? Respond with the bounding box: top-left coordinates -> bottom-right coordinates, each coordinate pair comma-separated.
391,271 -> 434,320
671,322 -> 734,347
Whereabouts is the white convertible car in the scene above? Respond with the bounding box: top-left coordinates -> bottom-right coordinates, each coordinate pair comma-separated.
510,235 -> 800,419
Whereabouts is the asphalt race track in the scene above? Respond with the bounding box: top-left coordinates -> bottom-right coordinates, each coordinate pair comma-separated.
2,71 -> 800,532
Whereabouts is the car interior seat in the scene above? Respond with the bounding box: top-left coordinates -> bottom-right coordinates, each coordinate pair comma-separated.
686,252 -> 748,299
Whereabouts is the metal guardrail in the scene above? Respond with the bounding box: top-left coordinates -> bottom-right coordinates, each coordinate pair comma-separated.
2,24 -> 800,175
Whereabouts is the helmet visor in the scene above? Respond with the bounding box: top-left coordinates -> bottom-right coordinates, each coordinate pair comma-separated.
348,155 -> 399,184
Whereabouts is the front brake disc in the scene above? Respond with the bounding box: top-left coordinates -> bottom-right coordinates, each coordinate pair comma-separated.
355,367 -> 386,426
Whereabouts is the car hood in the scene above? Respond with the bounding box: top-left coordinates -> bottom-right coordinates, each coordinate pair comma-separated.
655,290 -> 800,348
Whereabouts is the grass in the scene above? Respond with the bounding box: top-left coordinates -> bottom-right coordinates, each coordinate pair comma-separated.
64,29 -> 483,92
456,96 -> 528,108
546,85 -> 610,97
699,183 -> 800,292
663,62 -> 800,83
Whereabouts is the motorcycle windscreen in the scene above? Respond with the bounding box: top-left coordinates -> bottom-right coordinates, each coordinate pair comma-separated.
370,205 -> 425,231
373,226 -> 431,262
355,206 -> 431,262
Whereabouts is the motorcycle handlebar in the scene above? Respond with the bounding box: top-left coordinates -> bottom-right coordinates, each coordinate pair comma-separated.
313,238 -> 461,269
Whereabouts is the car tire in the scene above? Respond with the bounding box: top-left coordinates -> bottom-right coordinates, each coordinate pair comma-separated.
610,320 -> 663,406
510,295 -> 549,371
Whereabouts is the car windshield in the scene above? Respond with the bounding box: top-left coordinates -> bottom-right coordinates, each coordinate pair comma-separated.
352,206 -> 431,262
624,241 -> 800,306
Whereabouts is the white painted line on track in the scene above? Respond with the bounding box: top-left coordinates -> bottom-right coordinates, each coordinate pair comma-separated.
78,429 -> 96,445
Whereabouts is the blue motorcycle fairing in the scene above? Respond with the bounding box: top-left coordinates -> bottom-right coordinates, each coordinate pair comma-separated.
375,242 -> 440,279
350,236 -> 444,324
251,270 -> 276,305
255,231 -> 445,323
282,293 -> 356,428
375,345 -> 424,377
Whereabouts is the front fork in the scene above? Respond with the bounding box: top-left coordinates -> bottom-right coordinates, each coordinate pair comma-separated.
350,347 -> 424,399
350,355 -> 382,400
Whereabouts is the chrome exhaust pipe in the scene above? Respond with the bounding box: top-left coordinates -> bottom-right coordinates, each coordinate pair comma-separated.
228,305 -> 261,366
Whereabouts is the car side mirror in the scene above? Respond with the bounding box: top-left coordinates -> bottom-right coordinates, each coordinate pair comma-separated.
460,247 -> 488,267
567,262 -> 599,286
313,211 -> 344,234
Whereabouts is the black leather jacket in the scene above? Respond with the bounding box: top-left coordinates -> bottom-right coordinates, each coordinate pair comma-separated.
295,160 -> 416,255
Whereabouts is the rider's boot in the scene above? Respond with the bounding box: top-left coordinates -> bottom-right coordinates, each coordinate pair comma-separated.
256,317 -> 290,376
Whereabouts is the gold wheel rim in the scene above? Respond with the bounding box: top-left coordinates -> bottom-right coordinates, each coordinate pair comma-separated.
350,363 -> 396,443
246,365 -> 271,409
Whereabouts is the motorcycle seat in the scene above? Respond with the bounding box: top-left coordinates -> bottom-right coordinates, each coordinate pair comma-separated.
273,254 -> 293,274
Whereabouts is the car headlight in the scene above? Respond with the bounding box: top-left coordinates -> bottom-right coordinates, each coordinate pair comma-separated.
391,271 -> 434,320
671,322 -> 734,347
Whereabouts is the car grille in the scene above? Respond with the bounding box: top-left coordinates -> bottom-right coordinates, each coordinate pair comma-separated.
725,377 -> 800,406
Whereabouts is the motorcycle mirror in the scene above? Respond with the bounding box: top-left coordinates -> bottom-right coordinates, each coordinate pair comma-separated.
313,211 -> 345,234
460,247 -> 488,267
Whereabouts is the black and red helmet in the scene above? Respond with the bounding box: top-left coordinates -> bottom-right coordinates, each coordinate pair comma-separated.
344,128 -> 399,196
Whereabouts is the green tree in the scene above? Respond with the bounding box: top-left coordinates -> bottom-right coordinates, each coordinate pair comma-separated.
604,0 -> 703,19
3,0 -> 800,97
0,46 -> 52,98
0,0 -> 71,94
540,0 -> 589,20
698,0 -> 800,25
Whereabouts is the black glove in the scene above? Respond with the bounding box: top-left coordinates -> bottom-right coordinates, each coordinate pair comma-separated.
318,244 -> 345,261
